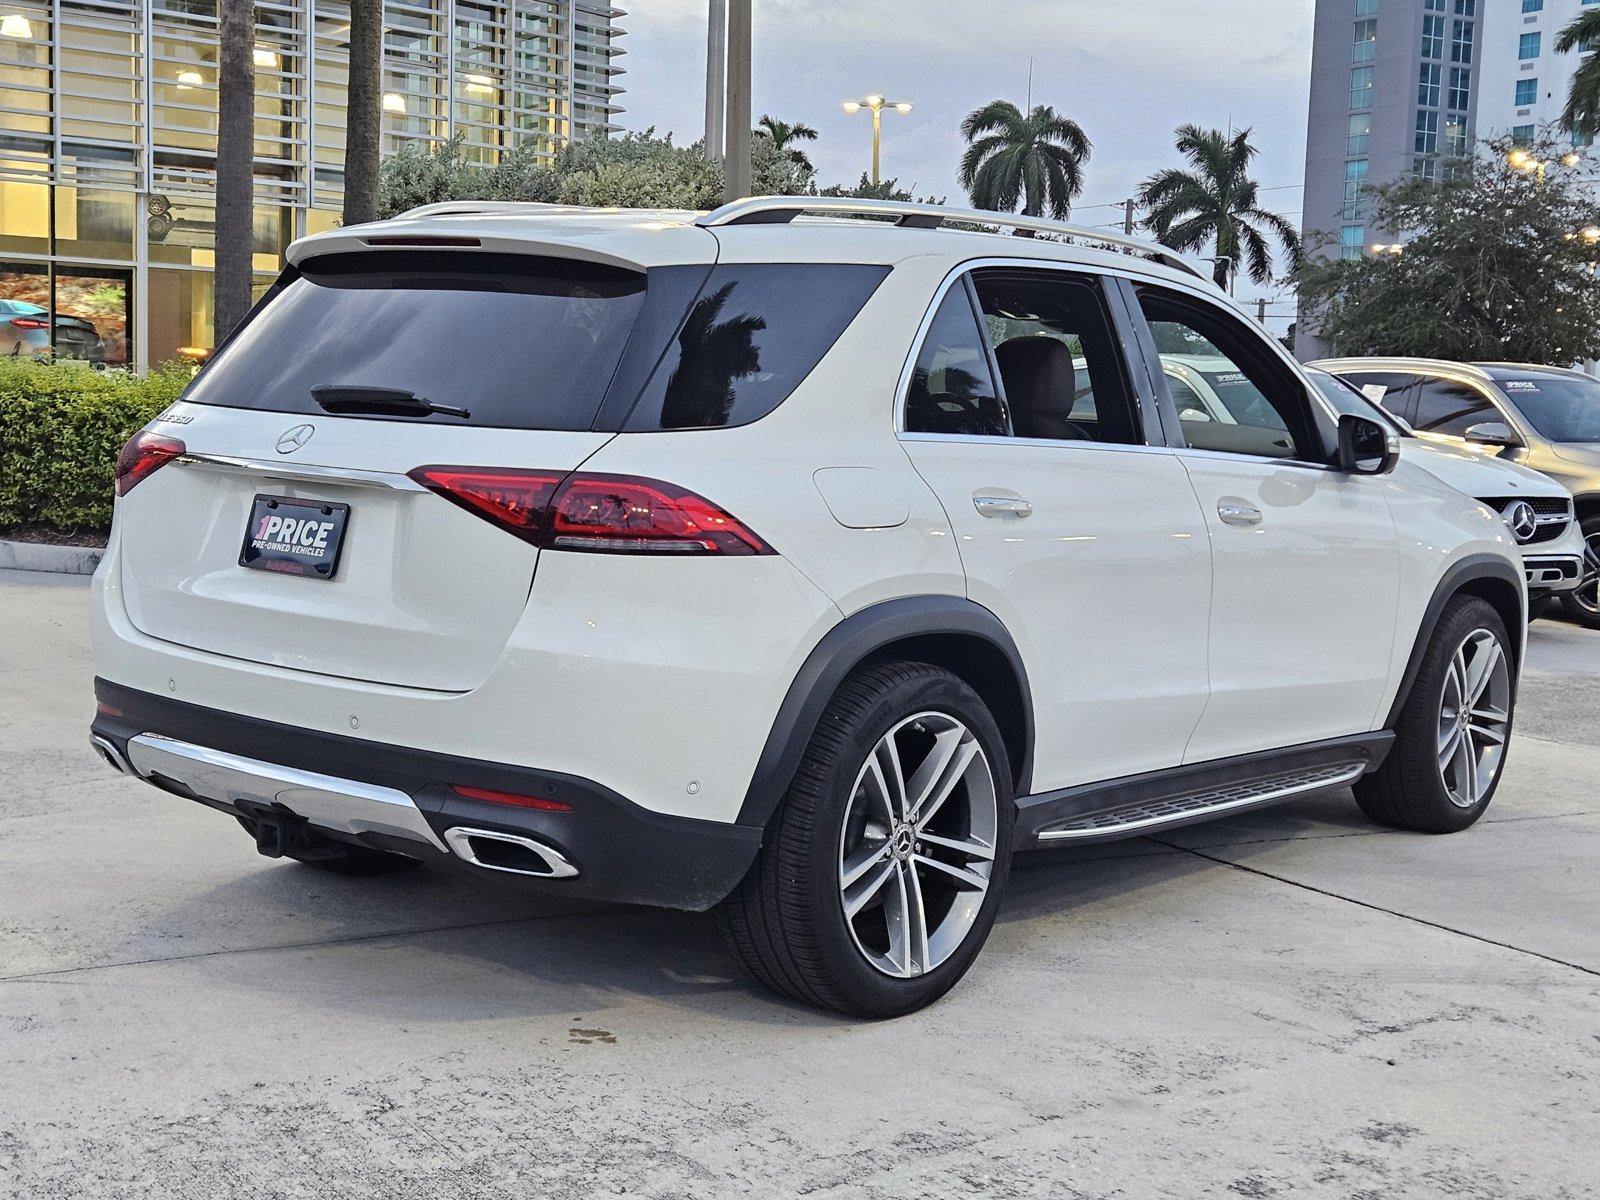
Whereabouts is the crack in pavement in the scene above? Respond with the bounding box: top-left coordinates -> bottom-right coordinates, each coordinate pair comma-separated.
0,905 -> 620,985
1150,838 -> 1600,980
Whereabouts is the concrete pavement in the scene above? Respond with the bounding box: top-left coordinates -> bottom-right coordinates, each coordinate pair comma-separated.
2,569 -> 1597,1198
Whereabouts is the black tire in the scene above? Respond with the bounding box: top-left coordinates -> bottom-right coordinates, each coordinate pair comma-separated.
1354,596 -> 1514,833
1559,514 -> 1600,629
234,815 -> 424,876
715,662 -> 1015,1017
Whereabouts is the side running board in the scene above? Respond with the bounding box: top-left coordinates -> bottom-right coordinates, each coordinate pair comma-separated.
1015,733 -> 1393,848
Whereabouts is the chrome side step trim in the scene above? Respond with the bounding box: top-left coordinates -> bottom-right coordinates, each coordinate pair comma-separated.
1034,761 -> 1368,843
125,733 -> 449,853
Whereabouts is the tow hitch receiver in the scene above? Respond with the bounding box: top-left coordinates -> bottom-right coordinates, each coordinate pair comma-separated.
237,805 -> 345,863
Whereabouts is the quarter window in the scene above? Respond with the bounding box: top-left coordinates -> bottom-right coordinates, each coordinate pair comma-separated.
904,284 -> 1008,437
1137,288 -> 1317,461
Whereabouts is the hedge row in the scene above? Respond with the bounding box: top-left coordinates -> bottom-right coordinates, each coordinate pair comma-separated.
0,360 -> 190,533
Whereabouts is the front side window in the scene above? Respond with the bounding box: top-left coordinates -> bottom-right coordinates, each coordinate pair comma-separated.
903,284 -> 1007,437
1138,288 -> 1317,461
970,269 -> 1142,445
1411,378 -> 1498,437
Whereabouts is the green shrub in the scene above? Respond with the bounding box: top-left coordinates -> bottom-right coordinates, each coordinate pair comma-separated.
0,360 -> 190,533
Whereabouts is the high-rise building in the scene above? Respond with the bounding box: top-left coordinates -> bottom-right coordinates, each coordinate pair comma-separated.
1475,0 -> 1596,151
1300,0 -> 1484,357
0,1 -> 627,370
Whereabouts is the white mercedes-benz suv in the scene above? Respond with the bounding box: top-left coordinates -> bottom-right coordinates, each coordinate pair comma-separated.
91,198 -> 1525,1016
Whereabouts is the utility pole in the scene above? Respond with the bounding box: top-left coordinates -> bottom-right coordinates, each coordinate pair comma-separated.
723,0 -> 753,202
1123,198 -> 1135,236
703,0 -> 726,164
1256,298 -> 1268,326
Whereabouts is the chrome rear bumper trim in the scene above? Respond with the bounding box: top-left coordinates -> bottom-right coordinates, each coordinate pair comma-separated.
125,733 -> 449,853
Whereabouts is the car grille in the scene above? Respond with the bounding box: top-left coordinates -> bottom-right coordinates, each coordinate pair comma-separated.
1478,495 -> 1573,545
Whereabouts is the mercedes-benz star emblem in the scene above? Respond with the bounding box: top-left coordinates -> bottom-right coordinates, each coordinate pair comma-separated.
1505,500 -> 1539,544
276,423 -> 315,455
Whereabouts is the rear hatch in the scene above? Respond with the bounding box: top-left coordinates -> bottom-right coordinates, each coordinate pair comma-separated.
116,248 -> 686,691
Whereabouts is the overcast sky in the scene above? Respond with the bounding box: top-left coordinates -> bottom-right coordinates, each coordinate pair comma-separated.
619,0 -> 1317,329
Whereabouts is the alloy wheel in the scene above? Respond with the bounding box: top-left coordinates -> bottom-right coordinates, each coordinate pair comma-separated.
837,712 -> 999,979
1436,629 -> 1511,809
1573,532 -> 1600,617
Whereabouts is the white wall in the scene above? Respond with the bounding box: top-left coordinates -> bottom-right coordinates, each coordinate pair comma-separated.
1477,0 -> 1594,143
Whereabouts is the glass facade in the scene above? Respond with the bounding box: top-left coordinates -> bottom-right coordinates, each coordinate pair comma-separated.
0,0 -> 626,369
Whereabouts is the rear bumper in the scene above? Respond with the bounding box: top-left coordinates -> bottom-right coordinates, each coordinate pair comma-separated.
92,679 -> 762,911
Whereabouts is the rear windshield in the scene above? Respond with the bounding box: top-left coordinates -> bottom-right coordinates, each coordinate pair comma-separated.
183,252 -> 647,431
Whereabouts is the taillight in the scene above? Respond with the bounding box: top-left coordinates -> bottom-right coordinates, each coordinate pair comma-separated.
114,431 -> 186,496
9,316 -> 48,329
451,784 -> 573,812
407,466 -> 773,556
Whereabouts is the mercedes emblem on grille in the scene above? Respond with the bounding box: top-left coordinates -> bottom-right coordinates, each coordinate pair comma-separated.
1504,500 -> 1539,544
276,423 -> 315,455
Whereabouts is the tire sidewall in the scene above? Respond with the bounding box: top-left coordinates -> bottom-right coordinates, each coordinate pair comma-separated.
796,669 -> 1014,1017
1399,597 -> 1515,830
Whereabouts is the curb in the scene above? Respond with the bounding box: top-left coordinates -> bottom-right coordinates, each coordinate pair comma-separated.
0,539 -> 104,576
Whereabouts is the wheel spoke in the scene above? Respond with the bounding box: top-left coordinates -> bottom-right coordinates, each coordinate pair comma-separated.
874,733 -> 909,822
1469,719 -> 1507,747
1454,730 -> 1478,806
914,852 -> 988,891
1464,638 -> 1501,707
916,829 -> 995,861
841,838 -> 892,890
863,755 -> 897,826
1438,722 -> 1465,768
911,738 -> 980,829
843,858 -> 896,920
902,863 -> 930,976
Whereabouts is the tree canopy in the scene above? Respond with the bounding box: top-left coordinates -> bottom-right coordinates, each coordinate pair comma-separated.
1297,136 -> 1600,363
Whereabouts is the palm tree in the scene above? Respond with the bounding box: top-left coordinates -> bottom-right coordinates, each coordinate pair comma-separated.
1556,11 -> 1600,141
958,100 -> 1091,219
213,0 -> 254,342
343,0 -> 383,225
1138,124 -> 1301,291
756,116 -> 819,170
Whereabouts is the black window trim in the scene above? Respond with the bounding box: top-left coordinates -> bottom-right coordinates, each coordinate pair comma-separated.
1128,280 -> 1334,468
895,258 -> 1162,450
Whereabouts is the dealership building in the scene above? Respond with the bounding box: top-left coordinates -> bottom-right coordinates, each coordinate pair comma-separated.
0,1 -> 626,371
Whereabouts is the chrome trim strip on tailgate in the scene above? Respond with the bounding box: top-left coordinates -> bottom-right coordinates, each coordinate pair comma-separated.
125,733 -> 449,853
176,454 -> 426,492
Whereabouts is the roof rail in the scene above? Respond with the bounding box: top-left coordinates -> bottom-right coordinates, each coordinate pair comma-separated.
398,200 -> 592,219
697,196 -> 1208,282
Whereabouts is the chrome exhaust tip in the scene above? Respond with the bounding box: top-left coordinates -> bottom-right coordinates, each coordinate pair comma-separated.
443,827 -> 578,879
91,734 -> 134,776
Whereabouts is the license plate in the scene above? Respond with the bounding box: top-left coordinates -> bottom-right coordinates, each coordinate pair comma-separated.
239,495 -> 349,580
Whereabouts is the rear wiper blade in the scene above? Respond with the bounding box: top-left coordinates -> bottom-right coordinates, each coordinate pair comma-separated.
312,385 -> 470,420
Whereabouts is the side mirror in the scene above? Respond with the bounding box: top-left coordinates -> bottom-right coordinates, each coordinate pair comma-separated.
1464,420 -> 1520,448
1337,413 -> 1400,475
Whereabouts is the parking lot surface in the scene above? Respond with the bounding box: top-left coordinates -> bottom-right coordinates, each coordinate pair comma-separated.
2,568 -> 1597,1198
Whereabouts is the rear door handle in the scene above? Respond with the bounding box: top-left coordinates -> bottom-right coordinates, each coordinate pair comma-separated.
1217,501 -> 1263,528
974,494 -> 1033,519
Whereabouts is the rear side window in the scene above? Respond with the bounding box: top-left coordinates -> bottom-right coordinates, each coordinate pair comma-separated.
1338,371 -> 1423,422
624,264 -> 889,431
1411,378 -> 1498,436
184,252 -> 647,431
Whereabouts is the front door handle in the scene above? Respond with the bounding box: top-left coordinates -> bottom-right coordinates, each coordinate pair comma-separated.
974,494 -> 1034,519
1217,501 -> 1263,528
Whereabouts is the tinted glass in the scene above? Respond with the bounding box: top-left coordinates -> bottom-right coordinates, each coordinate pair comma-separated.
972,269 -> 1140,444
185,252 -> 647,431
904,285 -> 1007,437
1335,371 -> 1422,421
1494,374 -> 1600,442
1307,368 -> 1405,431
625,264 -> 889,431
1411,379 -> 1496,436
1139,289 -> 1314,460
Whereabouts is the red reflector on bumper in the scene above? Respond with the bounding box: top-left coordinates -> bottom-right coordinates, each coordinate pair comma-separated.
96,701 -> 124,718
450,784 -> 572,812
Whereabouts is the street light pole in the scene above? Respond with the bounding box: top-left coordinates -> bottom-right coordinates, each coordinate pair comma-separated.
842,94 -> 912,186
723,0 -> 752,202
703,0 -> 725,165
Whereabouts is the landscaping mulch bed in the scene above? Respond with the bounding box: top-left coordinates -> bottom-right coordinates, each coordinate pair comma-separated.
0,524 -> 108,548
